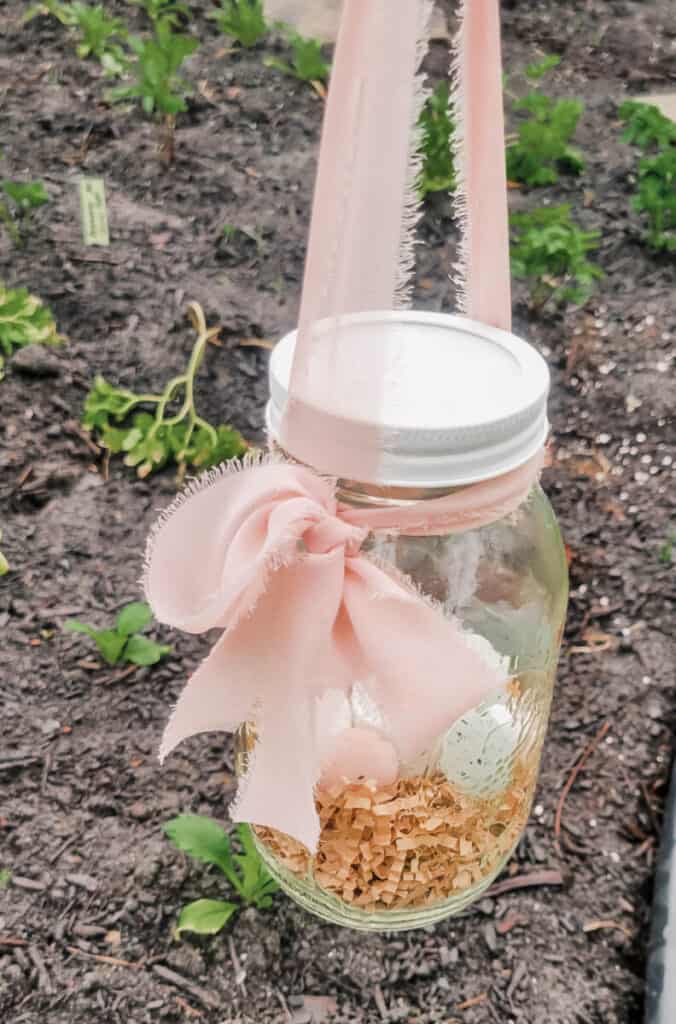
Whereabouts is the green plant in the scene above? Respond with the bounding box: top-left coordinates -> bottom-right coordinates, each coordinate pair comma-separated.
507,93 -> 584,186
220,222 -> 265,258
524,54 -> 562,81
632,148 -> 676,252
128,0 -> 189,27
659,532 -> 675,565
33,2 -> 129,75
418,80 -> 456,196
619,101 -> 676,152
0,869 -> 11,888
65,601 -> 170,666
265,28 -> 330,83
0,282 -> 65,356
0,180 -> 49,245
82,303 -> 247,480
510,205 -> 603,308
0,531 -> 8,576
209,0 -> 267,47
110,18 -> 198,160
164,815 -> 278,937
503,54 -> 584,187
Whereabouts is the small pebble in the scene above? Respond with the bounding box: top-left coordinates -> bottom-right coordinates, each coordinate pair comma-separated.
11,345 -> 61,378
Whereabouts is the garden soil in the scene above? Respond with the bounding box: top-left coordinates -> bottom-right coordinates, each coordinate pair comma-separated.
1,1 -> 674,1022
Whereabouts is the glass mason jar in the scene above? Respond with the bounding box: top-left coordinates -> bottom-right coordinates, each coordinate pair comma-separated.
239,311 -> 568,931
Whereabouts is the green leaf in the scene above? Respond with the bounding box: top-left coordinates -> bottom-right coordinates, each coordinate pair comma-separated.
510,204 -> 602,308
123,634 -> 170,666
417,80 -> 456,197
209,0 -> 268,48
95,629 -> 127,665
507,91 -> 585,187
2,180 -> 49,211
267,28 -> 329,83
525,54 -> 561,80
233,824 -> 278,906
175,899 -> 237,937
116,601 -> 153,636
619,100 -> 676,151
64,619 -> 98,639
0,868 -> 11,889
164,815 -> 237,880
0,282 -> 65,355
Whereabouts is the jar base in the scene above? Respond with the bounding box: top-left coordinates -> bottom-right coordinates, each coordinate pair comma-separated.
254,833 -> 516,932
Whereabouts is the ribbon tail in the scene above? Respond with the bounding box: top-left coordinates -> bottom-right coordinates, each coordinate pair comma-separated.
344,557 -> 506,762
231,692 -> 321,854
217,551 -> 349,850
160,633 -> 255,762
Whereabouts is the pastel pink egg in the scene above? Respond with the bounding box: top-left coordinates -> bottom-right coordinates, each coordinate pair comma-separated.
320,726 -> 399,787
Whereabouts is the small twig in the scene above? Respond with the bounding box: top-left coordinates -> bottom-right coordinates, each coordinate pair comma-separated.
65,946 -> 142,970
0,936 -> 28,947
455,993 -> 488,1011
175,996 -> 203,1018
583,918 -> 633,939
152,965 -> 220,1009
373,984 -> 389,1020
555,721 -> 610,839
506,961 -> 528,1001
41,752 -> 52,795
640,781 -> 662,839
28,944 -> 53,994
228,934 -> 246,991
485,869 -> 564,899
630,836 -> 655,860
238,337 -> 274,351
98,664 -> 139,687
274,990 -> 292,1022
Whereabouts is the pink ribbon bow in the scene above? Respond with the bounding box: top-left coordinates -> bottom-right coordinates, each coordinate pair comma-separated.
145,455 -> 540,852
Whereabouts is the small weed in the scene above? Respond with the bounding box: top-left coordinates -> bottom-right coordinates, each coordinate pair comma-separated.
164,815 -> 278,937
0,531 -> 8,576
220,222 -> 265,259
0,282 -> 65,357
524,55 -> 562,81
110,18 -> 198,161
0,180 -> 49,245
0,869 -> 11,888
265,27 -> 330,84
620,103 -> 675,253
619,101 -> 676,152
65,601 -> 170,666
507,93 -> 584,186
82,303 -> 247,481
504,55 -> 583,187
34,1 -> 129,75
510,205 -> 603,308
659,532 -> 676,565
128,0 -> 189,27
209,0 -> 268,48
418,81 -> 455,197
632,148 -> 676,253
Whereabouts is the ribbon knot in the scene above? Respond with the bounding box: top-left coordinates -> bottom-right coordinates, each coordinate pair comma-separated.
145,455 -> 539,852
303,512 -> 367,557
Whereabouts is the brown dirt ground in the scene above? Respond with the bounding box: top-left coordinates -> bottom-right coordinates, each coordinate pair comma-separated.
1,1 -> 674,1022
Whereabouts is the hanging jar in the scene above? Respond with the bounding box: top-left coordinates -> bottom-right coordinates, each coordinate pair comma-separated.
143,0 -> 568,932
242,309 -> 568,929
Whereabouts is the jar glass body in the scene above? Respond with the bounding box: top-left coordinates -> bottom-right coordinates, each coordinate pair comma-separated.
239,477 -> 568,931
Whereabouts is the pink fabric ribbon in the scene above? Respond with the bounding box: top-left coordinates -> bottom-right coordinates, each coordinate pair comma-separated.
145,453 -> 542,852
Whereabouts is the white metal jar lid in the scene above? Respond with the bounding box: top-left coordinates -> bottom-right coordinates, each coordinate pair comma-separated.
266,310 -> 550,488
